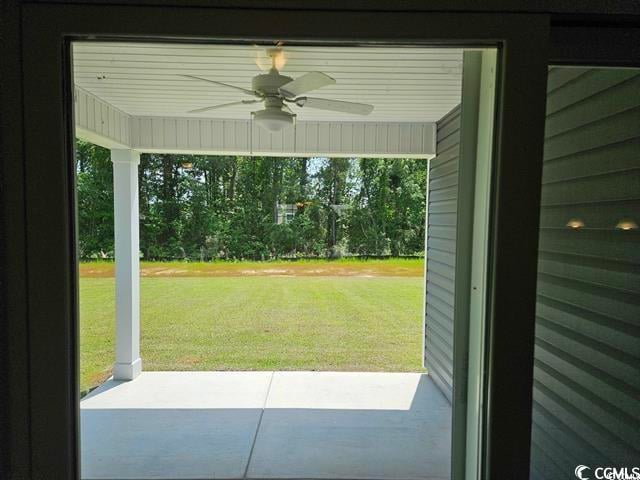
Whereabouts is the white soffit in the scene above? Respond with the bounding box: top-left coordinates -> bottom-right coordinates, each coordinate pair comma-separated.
73,42 -> 463,123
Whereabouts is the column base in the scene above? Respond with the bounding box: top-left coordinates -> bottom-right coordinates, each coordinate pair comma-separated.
113,358 -> 142,381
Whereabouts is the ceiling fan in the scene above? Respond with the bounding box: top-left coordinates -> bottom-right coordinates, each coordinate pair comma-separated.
180,48 -> 374,132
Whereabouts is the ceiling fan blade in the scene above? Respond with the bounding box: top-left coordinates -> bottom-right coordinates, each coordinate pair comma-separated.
180,74 -> 258,97
279,72 -> 335,98
295,97 -> 374,115
188,100 -> 260,114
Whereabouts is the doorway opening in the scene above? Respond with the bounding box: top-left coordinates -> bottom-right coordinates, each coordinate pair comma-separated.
74,41 -> 497,480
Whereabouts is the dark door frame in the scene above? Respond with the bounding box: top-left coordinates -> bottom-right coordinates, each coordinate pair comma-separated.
1,2 -> 635,479
550,25 -> 640,67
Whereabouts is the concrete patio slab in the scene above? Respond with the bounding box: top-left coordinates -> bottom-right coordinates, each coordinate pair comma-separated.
263,372 -> 431,411
247,372 -> 451,480
81,407 -> 263,479
82,371 -> 273,409
81,372 -> 272,479
80,371 -> 451,480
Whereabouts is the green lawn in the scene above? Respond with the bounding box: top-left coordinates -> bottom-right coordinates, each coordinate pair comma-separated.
80,263 -> 425,393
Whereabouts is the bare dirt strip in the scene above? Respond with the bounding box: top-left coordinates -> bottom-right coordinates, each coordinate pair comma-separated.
80,261 -> 424,278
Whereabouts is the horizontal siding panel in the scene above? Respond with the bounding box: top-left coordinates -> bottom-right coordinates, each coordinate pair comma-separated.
426,305 -> 454,337
426,322 -> 454,357
436,105 -> 461,126
428,198 -> 457,214
427,225 -> 456,242
537,273 -> 640,324
427,237 -> 456,255
426,322 -> 453,355
426,282 -> 454,309
530,443 -> 565,480
424,103 -> 460,401
424,345 -> 453,385
428,171 -> 458,191
431,144 -> 458,166
538,229 -> 640,264
539,199 -> 640,229
429,156 -> 458,177
426,259 -> 455,282
436,116 -> 460,142
535,318 -> 639,387
537,252 -> 640,294
532,399 -> 611,466
532,67 -> 640,478
428,185 -> 458,203
546,69 -> 639,115
426,249 -> 455,268
534,380 -> 637,464
425,332 -> 453,368
536,298 -> 639,353
534,341 -> 639,419
424,339 -> 453,381
534,362 -> 640,446
540,168 -> 640,205
542,138 -> 640,181
435,135 -> 460,156
428,369 -> 452,404
532,413 -> 585,472
544,106 -> 640,161
545,74 -> 640,137
426,305 -> 454,336
426,292 -> 454,326
429,212 -> 457,227
546,67 -> 590,94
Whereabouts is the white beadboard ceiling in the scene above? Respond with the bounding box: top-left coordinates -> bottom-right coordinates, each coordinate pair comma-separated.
73,42 -> 463,123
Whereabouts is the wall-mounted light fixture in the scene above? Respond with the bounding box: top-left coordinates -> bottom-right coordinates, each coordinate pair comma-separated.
566,218 -> 585,230
615,218 -> 638,231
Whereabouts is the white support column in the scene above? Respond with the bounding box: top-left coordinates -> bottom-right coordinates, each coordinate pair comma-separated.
111,149 -> 142,381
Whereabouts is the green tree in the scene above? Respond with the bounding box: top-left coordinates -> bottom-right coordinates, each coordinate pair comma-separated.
76,141 -> 114,258
76,139 -> 427,261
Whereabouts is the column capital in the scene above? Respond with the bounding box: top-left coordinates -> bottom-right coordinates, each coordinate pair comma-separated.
111,148 -> 141,165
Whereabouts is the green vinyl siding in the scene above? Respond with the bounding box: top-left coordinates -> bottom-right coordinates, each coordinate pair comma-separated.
530,67 -> 640,478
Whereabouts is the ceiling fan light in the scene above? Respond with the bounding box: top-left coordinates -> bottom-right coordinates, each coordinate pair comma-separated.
253,107 -> 294,132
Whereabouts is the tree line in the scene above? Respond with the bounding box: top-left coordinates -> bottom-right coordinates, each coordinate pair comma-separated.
76,140 -> 428,261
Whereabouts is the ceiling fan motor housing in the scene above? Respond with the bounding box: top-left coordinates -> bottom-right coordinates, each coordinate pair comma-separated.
251,69 -> 296,132
252,70 -> 293,96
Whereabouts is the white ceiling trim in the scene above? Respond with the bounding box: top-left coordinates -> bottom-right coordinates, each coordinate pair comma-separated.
75,86 -> 131,149
130,116 -> 435,158
75,87 -> 436,158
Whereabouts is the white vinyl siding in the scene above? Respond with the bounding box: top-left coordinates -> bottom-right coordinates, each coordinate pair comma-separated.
424,105 -> 461,402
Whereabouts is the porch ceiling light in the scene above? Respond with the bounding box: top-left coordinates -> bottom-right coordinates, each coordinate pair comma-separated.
252,107 -> 294,133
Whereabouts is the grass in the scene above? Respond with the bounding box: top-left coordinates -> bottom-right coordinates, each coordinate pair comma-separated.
80,259 -> 425,393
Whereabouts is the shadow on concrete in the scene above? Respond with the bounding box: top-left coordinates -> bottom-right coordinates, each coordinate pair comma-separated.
81,374 -> 451,480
